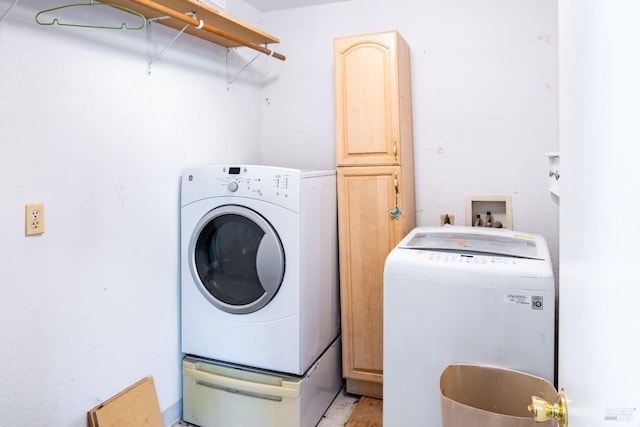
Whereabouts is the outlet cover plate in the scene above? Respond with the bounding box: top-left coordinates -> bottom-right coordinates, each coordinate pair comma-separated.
25,203 -> 45,236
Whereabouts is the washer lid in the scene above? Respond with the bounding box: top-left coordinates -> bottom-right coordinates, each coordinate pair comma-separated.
400,230 -> 542,260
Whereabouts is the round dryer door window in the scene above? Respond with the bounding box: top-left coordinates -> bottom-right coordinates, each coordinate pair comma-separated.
189,205 -> 285,314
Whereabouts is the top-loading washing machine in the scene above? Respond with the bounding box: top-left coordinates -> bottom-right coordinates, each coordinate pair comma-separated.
383,226 -> 555,427
181,165 -> 340,375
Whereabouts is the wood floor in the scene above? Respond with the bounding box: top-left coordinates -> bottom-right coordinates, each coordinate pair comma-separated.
317,389 -> 382,427
344,397 -> 382,427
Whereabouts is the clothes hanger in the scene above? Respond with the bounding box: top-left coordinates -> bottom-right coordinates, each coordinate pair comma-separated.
35,0 -> 145,30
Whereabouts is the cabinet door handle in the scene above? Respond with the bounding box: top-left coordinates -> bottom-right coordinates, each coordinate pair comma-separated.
390,172 -> 403,219
393,139 -> 398,161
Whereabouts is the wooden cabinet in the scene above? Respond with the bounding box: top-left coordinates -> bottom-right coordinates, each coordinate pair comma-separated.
336,166 -> 414,397
334,31 -> 415,398
335,31 -> 413,167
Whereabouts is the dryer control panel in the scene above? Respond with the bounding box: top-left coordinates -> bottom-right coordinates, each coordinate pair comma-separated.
182,165 -> 304,212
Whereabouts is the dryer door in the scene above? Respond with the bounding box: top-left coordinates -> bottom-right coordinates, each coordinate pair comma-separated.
189,205 -> 285,314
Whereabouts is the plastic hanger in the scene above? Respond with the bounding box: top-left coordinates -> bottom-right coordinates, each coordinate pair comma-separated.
35,0 -> 145,30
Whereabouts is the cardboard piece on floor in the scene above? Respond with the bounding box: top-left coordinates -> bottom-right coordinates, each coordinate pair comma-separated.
88,376 -> 163,427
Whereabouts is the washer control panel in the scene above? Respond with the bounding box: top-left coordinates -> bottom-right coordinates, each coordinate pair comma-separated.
424,251 -> 517,265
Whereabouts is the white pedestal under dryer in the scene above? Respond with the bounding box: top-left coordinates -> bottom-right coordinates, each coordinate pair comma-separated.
181,165 -> 340,376
383,226 -> 555,427
183,337 -> 342,427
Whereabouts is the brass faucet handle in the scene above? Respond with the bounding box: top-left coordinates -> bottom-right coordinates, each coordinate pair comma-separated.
528,394 -> 568,427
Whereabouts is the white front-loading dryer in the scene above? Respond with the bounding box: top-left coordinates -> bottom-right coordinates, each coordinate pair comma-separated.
181,165 -> 340,375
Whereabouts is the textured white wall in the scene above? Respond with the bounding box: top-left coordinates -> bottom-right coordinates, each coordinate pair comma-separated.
0,1 -> 263,425
0,0 -> 559,425
259,0 -> 559,275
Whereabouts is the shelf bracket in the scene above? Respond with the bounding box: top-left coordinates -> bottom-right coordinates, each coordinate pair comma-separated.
146,12 -> 196,75
226,48 -> 261,89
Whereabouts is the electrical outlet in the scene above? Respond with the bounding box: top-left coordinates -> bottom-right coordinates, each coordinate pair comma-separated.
25,203 -> 45,236
440,214 -> 455,226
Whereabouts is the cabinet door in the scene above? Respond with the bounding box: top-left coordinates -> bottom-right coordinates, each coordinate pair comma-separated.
337,166 -> 408,396
335,32 -> 407,166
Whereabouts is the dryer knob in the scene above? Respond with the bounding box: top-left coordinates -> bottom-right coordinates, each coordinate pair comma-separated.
227,181 -> 239,192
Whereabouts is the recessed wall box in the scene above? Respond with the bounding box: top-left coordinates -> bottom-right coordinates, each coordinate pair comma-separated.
465,195 -> 513,230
